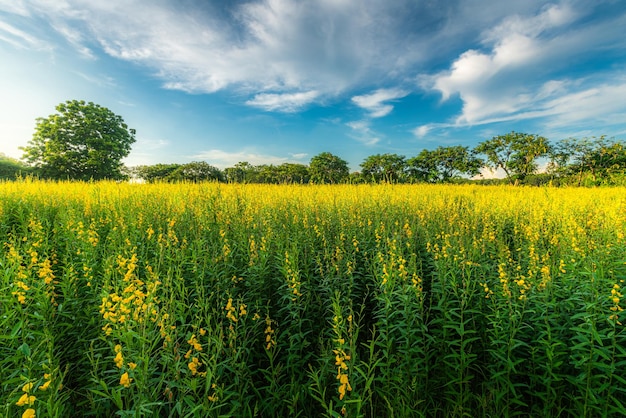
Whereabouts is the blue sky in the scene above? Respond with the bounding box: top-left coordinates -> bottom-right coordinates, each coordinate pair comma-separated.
1,0 -> 625,172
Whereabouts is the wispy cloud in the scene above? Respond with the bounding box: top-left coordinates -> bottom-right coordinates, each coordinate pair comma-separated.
1,0 -> 530,107
192,149 -> 306,168
246,91 -> 320,112
346,120 -> 380,146
0,20 -> 50,50
422,3 -> 626,130
351,88 -> 408,118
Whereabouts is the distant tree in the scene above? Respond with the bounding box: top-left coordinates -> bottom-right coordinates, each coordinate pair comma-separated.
590,141 -> 626,179
253,163 -> 309,184
550,136 -> 626,185
407,146 -> 482,183
21,100 -> 136,180
348,171 -> 366,184
276,163 -> 310,183
360,153 -> 406,183
168,161 -> 223,182
134,164 -> 181,182
0,153 -> 31,179
309,152 -> 350,184
474,132 -> 550,183
224,161 -> 258,183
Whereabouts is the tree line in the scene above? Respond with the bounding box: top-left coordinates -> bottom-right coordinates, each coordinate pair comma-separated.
131,134 -> 626,186
4,100 -> 626,186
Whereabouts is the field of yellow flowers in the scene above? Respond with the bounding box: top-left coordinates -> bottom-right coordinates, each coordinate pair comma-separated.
1,180 -> 625,417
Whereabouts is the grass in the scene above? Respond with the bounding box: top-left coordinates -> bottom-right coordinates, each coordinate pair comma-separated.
1,179 -> 625,417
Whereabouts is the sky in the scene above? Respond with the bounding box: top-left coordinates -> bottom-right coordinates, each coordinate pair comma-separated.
1,0 -> 625,172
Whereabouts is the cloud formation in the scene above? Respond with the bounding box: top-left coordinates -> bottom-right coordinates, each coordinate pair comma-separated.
352,88 -> 408,118
0,0 -> 551,107
246,91 -> 320,112
346,120 -> 380,146
1,0 -> 625,144
422,3 -> 626,129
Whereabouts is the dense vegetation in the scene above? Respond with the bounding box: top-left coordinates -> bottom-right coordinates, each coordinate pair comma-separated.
2,181 -> 625,417
129,134 -> 626,186
11,101 -> 625,185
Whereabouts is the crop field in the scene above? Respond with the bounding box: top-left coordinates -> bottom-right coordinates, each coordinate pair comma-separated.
1,180 -> 625,417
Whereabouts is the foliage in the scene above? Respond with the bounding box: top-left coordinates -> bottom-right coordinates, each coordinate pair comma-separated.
20,100 -> 136,180
224,162 -> 257,183
0,154 -> 30,179
309,152 -> 350,184
168,161 -> 224,182
550,136 -> 626,185
128,132 -> 624,186
251,163 -> 310,184
133,164 -> 182,182
1,181 -> 625,417
407,145 -> 483,183
359,153 -> 406,183
475,131 -> 551,183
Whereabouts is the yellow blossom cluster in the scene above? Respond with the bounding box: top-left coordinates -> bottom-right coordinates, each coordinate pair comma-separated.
113,344 -> 136,388
609,283 -> 624,325
99,254 -> 161,335
184,331 -> 207,377
334,347 -> 352,400
16,382 -> 37,417
225,298 -> 247,323
264,315 -> 276,350
284,252 -> 302,300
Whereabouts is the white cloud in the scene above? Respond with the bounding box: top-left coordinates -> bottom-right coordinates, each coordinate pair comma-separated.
246,91 -> 320,112
6,0 -> 529,108
351,88 -> 408,118
423,2 -> 626,130
290,152 -> 308,159
0,0 -> 30,16
413,125 -> 431,138
346,120 -> 380,146
0,20 -> 50,50
192,149 -> 304,168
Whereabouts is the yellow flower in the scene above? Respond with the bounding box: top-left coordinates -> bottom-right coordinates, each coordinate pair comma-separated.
16,393 -> 36,406
120,372 -> 132,388
128,362 -> 137,370
22,409 -> 36,418
114,351 -> 124,369
188,357 -> 200,375
39,380 -> 51,391
22,382 -> 34,392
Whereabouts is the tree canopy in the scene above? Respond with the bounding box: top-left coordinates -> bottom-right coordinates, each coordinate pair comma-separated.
407,146 -> 482,183
360,153 -> 406,183
474,132 -> 550,183
309,152 -> 350,184
21,100 -> 136,180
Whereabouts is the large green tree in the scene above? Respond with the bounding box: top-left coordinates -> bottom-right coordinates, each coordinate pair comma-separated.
474,131 -> 550,183
21,100 -> 136,180
309,152 -> 350,184
360,153 -> 406,183
407,146 -> 483,183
